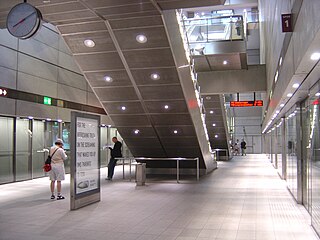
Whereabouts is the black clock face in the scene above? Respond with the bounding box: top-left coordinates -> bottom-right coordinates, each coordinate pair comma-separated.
6,3 -> 42,39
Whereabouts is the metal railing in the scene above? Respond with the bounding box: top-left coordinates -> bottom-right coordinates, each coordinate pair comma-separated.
213,149 -> 230,161
115,157 -> 200,183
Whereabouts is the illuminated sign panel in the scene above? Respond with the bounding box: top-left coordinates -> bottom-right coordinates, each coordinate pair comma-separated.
230,100 -> 263,107
43,96 -> 52,105
0,88 -> 8,96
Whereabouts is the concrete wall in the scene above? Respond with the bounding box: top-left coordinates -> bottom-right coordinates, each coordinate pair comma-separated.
0,23 -> 110,123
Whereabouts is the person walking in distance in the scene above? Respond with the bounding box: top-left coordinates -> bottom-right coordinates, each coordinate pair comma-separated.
241,139 -> 247,156
49,139 -> 67,200
106,137 -> 122,180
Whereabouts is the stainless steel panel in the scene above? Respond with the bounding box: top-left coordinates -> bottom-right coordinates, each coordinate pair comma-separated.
161,137 -> 199,147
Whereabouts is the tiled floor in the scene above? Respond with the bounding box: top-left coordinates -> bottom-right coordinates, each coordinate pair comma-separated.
0,154 -> 318,240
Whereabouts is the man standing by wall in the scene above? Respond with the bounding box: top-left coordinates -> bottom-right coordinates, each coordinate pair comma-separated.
241,139 -> 247,156
49,139 -> 67,200
106,137 -> 122,180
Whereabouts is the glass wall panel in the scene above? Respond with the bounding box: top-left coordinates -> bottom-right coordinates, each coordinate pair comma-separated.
309,83 -> 320,234
276,121 -> 283,177
302,99 -> 311,212
286,108 -> 298,200
62,122 -> 71,173
15,119 -> 32,181
100,127 -> 109,167
32,120 -> 46,178
0,117 -> 14,184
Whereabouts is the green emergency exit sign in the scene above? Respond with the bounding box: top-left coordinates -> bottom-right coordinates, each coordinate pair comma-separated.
43,96 -> 52,105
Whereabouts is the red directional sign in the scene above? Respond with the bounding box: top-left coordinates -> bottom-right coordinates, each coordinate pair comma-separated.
230,100 -> 263,107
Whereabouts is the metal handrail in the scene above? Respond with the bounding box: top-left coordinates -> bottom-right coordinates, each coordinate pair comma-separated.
115,157 -> 200,183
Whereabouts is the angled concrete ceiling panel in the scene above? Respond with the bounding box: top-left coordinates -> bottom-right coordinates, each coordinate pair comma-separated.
109,15 -> 163,29
103,101 -> 144,114
59,21 -> 107,35
123,49 -> 175,68
131,67 -> 180,86
116,126 -> 158,138
114,27 -> 169,50
161,137 -> 199,147
151,114 -> 193,125
139,85 -> 185,100
144,100 -> 189,114
37,2 -> 86,14
155,126 -> 196,137
156,0 -> 226,10
74,52 -> 124,71
94,3 -> 157,17
63,32 -> 116,54
84,70 -> 131,87
110,115 -> 151,127
94,87 -> 139,101
82,0 -> 150,8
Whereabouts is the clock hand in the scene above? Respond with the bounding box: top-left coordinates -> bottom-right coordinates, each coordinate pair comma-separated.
12,11 -> 36,28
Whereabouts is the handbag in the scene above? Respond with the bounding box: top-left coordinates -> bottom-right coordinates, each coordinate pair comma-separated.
43,148 -> 59,172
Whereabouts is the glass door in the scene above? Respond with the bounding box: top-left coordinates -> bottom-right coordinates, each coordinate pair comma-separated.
0,117 -> 14,184
15,119 -> 32,181
32,120 -> 46,178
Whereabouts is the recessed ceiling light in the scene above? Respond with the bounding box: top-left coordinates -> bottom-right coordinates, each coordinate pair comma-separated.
201,12 -> 205,16
173,130 -> 178,134
287,93 -> 293,97
84,39 -> 95,47
164,105 -> 169,109
276,110 -> 280,114
210,110 -> 214,114
212,123 -> 216,127
215,134 -> 218,138
150,73 -> 160,80
280,103 -> 285,108
134,129 -> 140,134
43,0 -> 51,3
315,92 -> 320,97
28,116 -> 33,119
46,118 -> 51,121
136,34 -> 147,43
121,106 -> 126,111
206,96 -> 211,100
57,119 -> 63,123
292,83 -> 300,89
104,76 -> 113,82
311,52 -> 320,61
274,71 -> 279,83
223,60 -> 228,65
279,57 -> 283,66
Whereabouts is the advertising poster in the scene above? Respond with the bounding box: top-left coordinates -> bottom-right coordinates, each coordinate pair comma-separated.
75,117 -> 99,194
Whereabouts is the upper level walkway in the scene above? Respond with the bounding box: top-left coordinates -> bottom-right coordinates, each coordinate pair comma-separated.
0,154 -> 318,240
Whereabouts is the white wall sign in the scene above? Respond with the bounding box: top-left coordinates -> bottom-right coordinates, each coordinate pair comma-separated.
75,117 -> 99,194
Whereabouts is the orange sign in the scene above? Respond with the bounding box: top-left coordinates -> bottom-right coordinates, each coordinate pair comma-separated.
230,100 -> 263,107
